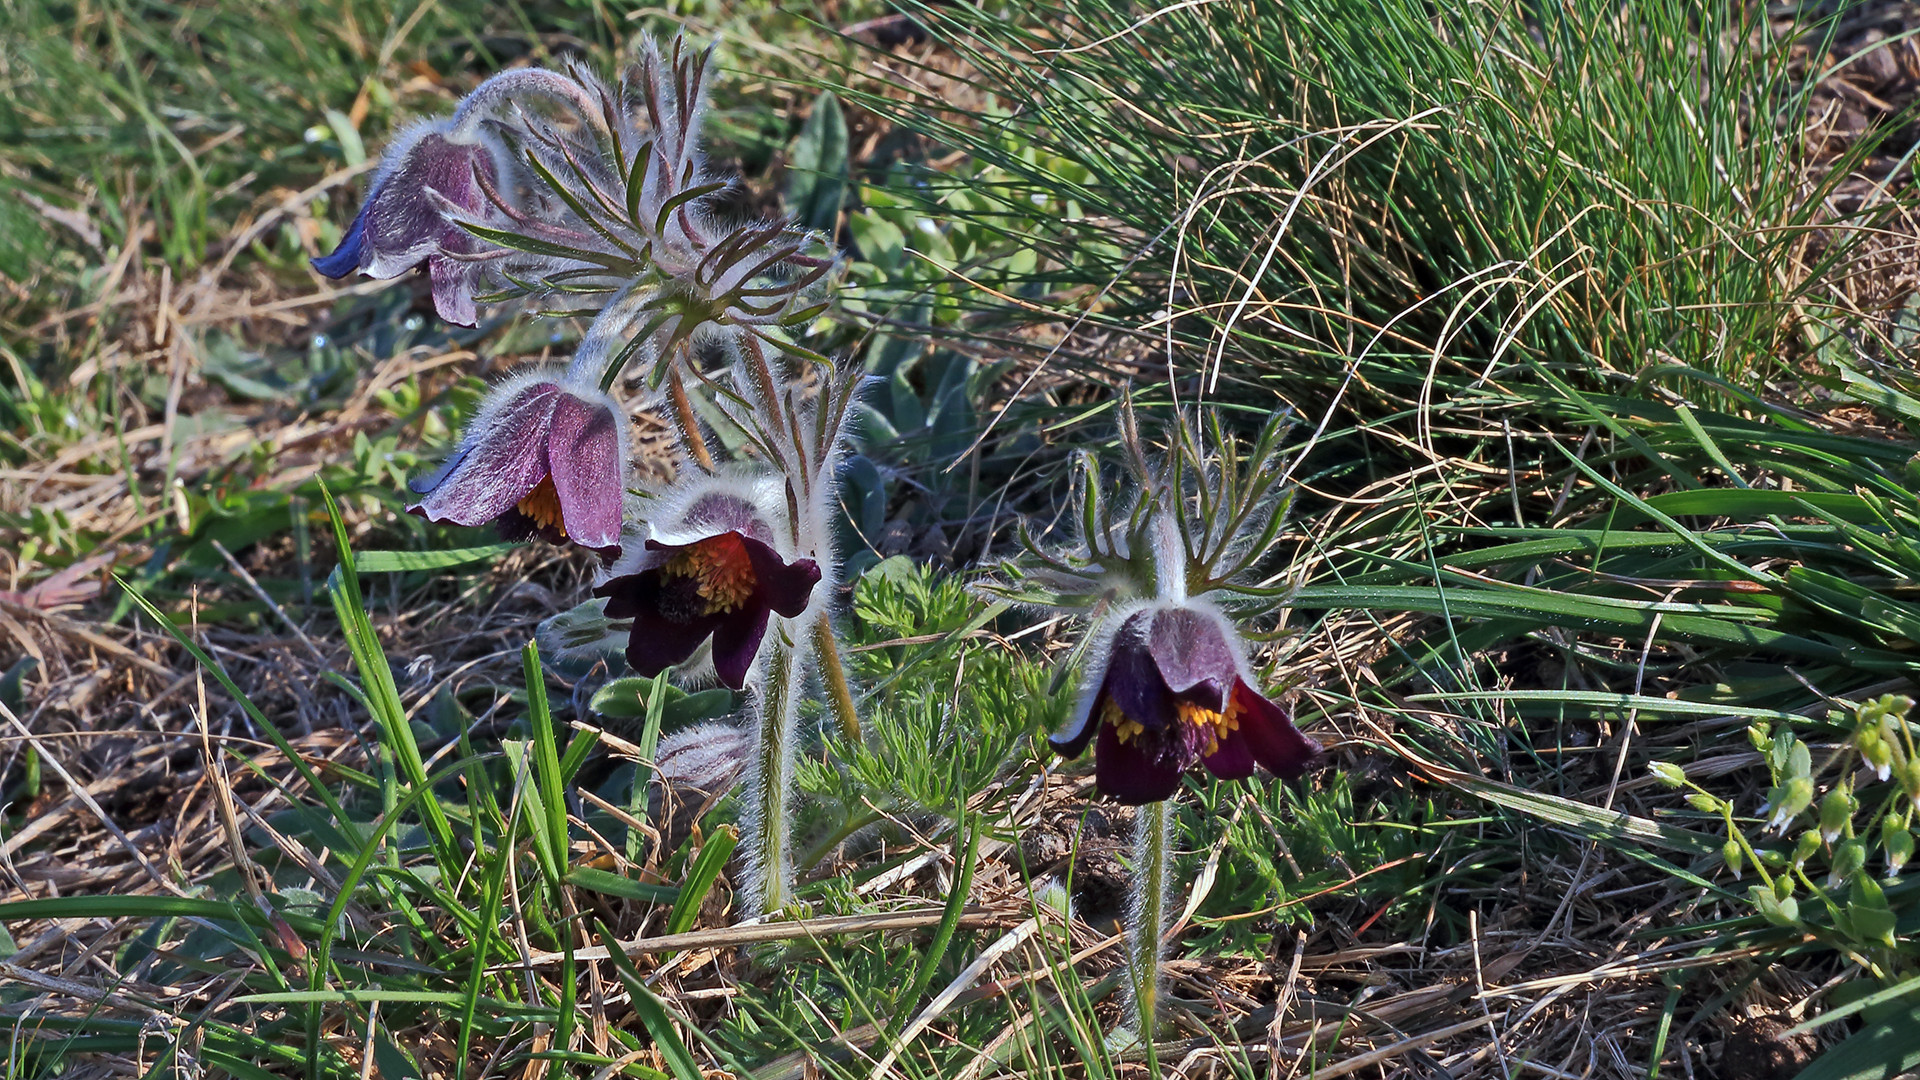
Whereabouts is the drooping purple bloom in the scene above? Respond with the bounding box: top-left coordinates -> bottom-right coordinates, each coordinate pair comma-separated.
311,122 -> 499,326
407,371 -> 628,557
594,493 -> 819,688
1051,605 -> 1319,805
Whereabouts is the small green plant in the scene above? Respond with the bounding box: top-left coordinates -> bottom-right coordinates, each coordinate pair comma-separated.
1652,695 -> 1918,963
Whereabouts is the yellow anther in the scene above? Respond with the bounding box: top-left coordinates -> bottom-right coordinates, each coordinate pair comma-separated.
662,533 -> 757,615
1177,694 -> 1243,757
515,475 -> 567,537
1102,689 -> 1244,756
1102,697 -> 1146,744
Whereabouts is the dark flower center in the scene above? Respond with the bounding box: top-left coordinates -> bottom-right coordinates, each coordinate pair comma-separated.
659,533 -> 757,619
1101,691 -> 1242,762
515,475 -> 567,537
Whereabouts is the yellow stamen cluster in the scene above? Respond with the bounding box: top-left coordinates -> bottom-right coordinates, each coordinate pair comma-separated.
1177,695 -> 1243,757
1100,697 -> 1145,744
515,476 -> 567,537
661,533 -> 757,615
1102,691 -> 1244,757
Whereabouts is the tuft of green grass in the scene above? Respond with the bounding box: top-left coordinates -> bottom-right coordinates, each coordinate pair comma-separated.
837,0 -> 1896,409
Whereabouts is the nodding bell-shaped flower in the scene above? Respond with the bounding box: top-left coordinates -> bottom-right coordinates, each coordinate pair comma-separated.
407,368 -> 629,557
594,487 -> 820,689
310,120 -> 502,326
1051,604 -> 1319,805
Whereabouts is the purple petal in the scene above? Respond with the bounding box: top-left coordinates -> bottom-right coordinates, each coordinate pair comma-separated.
1099,615 -> 1178,733
1093,718 -> 1183,805
627,607 -> 726,678
408,382 -> 560,527
546,393 -> 625,553
595,555 -> 680,620
311,201 -> 370,278
1145,607 -> 1236,713
359,133 -> 490,279
680,491 -> 774,544
428,252 -> 480,327
593,572 -> 725,677
739,536 -> 819,619
1234,681 -> 1319,781
709,606 -> 772,689
1048,698 -> 1099,759
408,444 -> 471,496
1202,728 -> 1256,781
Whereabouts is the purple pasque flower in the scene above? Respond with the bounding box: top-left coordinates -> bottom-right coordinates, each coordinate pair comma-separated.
407,368 -> 628,557
311,119 -> 504,326
1050,603 -> 1319,805
593,488 -> 820,689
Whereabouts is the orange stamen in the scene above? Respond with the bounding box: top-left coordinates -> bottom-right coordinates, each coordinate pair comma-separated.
1177,694 -> 1243,757
515,475 -> 567,537
661,533 -> 758,615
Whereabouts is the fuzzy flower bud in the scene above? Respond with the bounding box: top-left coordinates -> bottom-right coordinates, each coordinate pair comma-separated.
1900,758 -> 1920,812
407,368 -> 630,557
1764,777 -> 1815,834
1859,723 -> 1893,781
1792,829 -> 1822,868
311,120 -> 506,326
1049,602 -> 1318,805
1649,761 -> 1687,788
1685,792 -> 1722,814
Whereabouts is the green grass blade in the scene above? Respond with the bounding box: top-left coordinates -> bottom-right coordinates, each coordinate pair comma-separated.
521,640 -> 570,890
895,812 -> 978,1031
353,544 -> 519,573
1792,1002 -> 1920,1080
318,483 -> 458,876
564,867 -> 680,905
593,920 -> 706,1080
665,824 -> 738,935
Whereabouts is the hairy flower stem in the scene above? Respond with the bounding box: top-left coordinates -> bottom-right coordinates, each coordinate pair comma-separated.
1127,798 -> 1174,1050
739,333 -> 814,477
667,368 -> 715,473
745,618 -> 809,915
812,615 -> 861,744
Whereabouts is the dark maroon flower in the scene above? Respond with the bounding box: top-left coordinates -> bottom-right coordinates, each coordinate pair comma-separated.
1051,605 -> 1319,805
594,517 -> 819,689
408,371 -> 628,557
311,123 -> 498,326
